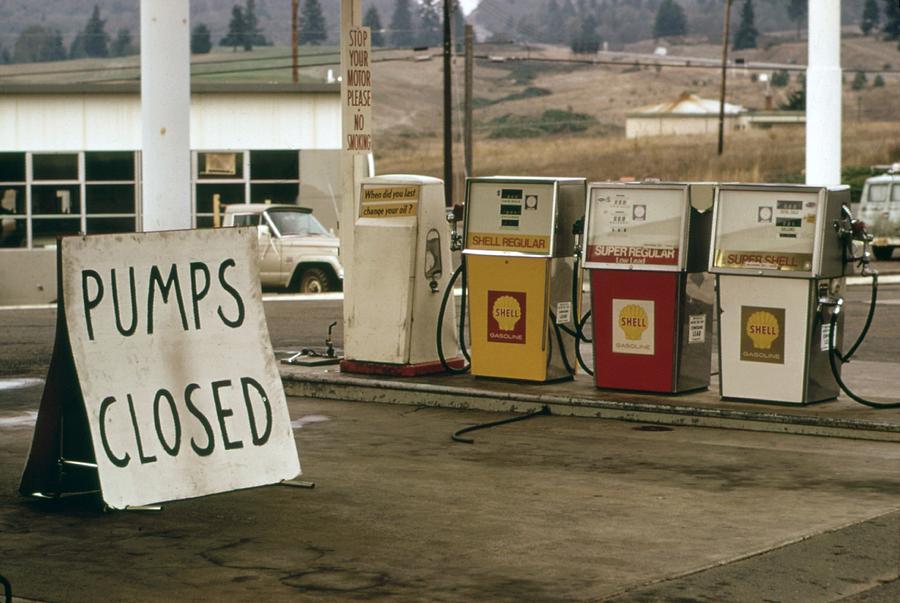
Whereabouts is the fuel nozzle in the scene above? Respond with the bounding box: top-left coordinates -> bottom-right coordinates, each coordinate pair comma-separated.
447,204 -> 465,252
572,217 -> 585,258
836,204 -> 875,275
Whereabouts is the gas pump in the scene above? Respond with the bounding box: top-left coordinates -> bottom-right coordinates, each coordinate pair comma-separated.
341,175 -> 465,376
709,184 -> 848,404
583,182 -> 715,393
462,176 -> 586,382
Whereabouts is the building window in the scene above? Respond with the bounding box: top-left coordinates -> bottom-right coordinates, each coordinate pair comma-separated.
85,151 -> 137,237
0,153 -> 26,248
192,150 -> 301,228
0,151 -> 139,250
33,153 -> 78,181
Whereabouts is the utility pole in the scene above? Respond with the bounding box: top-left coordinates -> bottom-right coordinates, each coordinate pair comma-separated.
291,0 -> 299,83
717,0 -> 733,156
464,24 -> 474,179
443,0 -> 453,206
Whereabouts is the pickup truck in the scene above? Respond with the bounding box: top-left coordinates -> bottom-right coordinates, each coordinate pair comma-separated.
222,204 -> 343,292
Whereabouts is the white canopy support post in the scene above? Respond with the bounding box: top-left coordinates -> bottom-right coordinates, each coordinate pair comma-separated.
805,0 -> 842,187
140,0 -> 192,231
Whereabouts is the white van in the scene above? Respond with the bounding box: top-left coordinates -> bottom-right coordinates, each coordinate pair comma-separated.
858,168 -> 900,260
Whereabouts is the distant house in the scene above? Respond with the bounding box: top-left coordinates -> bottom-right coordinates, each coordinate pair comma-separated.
625,92 -> 805,139
625,93 -> 746,139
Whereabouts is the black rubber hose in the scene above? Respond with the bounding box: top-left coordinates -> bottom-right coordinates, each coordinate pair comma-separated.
839,272 -> 878,363
1,574 -> 11,603
569,253 -> 594,375
575,310 -> 594,376
451,405 -> 551,443
828,285 -> 900,409
577,310 -> 592,344
550,313 -> 575,375
459,259 -> 471,362
437,263 -> 470,374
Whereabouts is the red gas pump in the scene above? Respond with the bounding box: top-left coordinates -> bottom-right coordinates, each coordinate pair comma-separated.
583,182 -> 714,393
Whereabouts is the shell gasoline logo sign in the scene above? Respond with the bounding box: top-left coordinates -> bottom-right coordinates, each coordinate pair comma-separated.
740,306 -> 785,364
612,299 -> 654,355
487,290 -> 526,344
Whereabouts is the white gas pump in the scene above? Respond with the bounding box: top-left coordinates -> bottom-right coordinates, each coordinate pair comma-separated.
341,175 -> 464,376
709,184 -> 848,405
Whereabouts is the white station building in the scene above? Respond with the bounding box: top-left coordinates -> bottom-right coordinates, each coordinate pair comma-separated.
0,81 -> 341,304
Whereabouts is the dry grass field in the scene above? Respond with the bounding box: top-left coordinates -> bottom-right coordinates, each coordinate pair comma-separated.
378,121 -> 900,186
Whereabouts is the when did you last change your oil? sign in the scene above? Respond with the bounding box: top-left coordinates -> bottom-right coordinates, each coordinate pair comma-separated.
19,228 -> 300,509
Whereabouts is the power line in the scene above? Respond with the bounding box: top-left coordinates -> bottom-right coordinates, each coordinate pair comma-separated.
3,46 -> 899,84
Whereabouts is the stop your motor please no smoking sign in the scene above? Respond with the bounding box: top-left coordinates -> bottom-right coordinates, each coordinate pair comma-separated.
19,228 -> 300,509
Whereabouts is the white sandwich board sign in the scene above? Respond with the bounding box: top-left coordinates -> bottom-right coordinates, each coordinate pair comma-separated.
20,228 -> 300,509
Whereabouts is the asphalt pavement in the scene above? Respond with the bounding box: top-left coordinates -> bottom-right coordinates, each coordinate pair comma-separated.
0,279 -> 898,601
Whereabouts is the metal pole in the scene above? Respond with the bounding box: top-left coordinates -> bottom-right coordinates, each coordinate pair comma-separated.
292,0 -> 299,83
443,0 -> 453,206
140,0 -> 191,231
806,0 -> 842,186
717,0 -> 733,156
464,24 -> 473,179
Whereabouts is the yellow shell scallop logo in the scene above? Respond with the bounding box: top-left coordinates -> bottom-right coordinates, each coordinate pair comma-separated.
492,295 -> 522,331
746,311 -> 780,349
618,304 -> 649,341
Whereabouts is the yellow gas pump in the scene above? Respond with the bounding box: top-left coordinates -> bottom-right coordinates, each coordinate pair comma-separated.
463,177 -> 585,382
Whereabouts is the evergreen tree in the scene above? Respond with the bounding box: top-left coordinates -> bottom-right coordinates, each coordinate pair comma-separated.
786,0 -> 806,40
83,5 -> 109,58
733,0 -> 758,50
191,24 -> 213,54
244,0 -> 269,47
299,0 -> 328,45
221,5 -> 247,50
654,0 -> 687,39
390,0 -> 415,47
874,74 -> 885,87
770,69 -> 790,87
14,26 -> 66,63
571,13 -> 601,54
861,0 -> 880,36
47,31 -> 67,61
543,0 -> 566,44
779,87 -> 804,111
851,70 -> 868,90
453,0 -> 467,50
418,0 -> 442,47
110,28 -> 136,57
884,0 -> 900,40
363,6 -> 385,47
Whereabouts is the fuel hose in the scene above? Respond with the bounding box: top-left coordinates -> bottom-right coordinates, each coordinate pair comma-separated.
558,252 -> 594,376
437,262 -> 470,374
827,272 -> 900,409
549,312 -> 575,375
451,405 -> 551,443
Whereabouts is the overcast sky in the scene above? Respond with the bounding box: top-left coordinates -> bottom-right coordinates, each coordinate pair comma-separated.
459,0 -> 479,16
